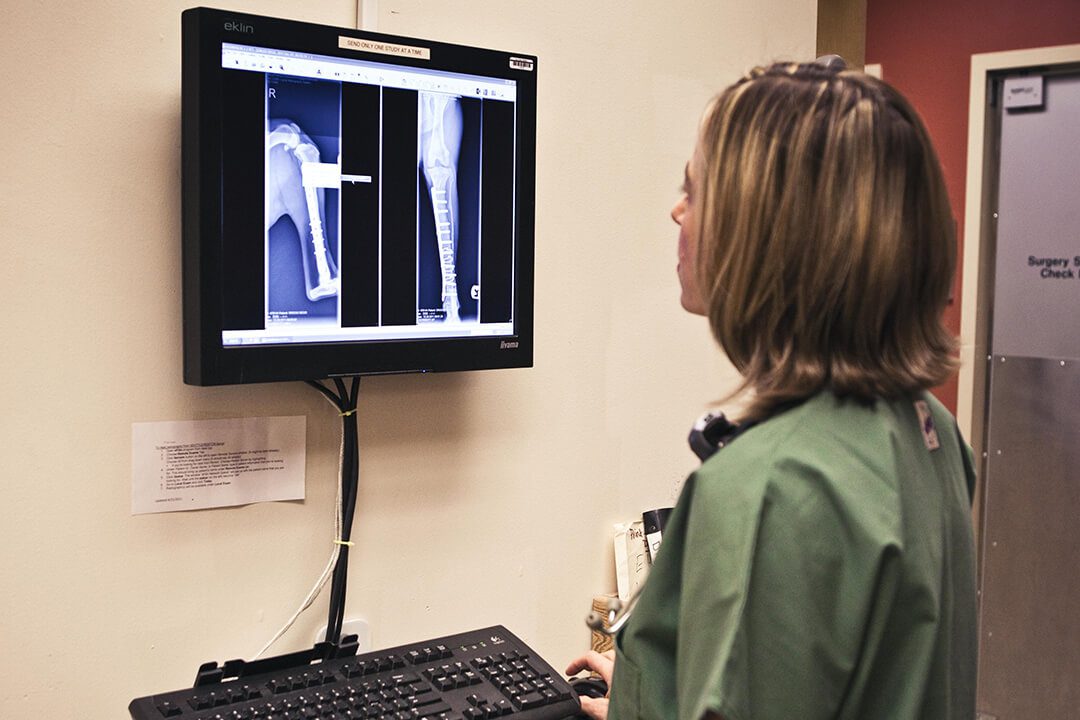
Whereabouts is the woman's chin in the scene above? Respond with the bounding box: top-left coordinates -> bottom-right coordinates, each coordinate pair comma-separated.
679,293 -> 707,316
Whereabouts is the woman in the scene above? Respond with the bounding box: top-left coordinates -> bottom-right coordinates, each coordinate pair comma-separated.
568,62 -> 978,720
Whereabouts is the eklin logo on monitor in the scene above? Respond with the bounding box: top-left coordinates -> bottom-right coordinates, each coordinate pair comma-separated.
500,340 -> 520,350
509,56 -> 534,72
224,20 -> 254,34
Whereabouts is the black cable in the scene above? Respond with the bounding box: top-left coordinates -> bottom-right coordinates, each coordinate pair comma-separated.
338,378 -> 361,632
308,376 -> 362,647
305,378 -> 362,646
306,380 -> 344,411
333,408 -> 354,639
349,376 -> 360,406
330,390 -> 353,644
327,420 -> 353,642
333,377 -> 349,405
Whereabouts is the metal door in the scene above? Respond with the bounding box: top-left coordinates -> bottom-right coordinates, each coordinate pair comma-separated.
977,66 -> 1080,720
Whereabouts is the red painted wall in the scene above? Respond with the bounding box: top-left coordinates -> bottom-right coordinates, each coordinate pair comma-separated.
866,0 -> 1080,413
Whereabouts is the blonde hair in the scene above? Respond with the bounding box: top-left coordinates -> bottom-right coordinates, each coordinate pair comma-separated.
696,62 -> 957,421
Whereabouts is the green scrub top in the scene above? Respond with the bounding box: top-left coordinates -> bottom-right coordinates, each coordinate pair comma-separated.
608,391 -> 977,720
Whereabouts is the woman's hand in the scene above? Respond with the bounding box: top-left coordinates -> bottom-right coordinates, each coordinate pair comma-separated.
565,650 -> 615,720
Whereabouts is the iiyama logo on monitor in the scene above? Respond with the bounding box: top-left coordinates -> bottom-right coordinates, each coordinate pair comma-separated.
224,20 -> 254,33
500,341 -> 520,350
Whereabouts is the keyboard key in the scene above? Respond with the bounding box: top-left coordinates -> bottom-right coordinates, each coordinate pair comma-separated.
515,692 -> 546,710
416,700 -> 451,717
409,699 -> 438,712
189,695 -> 212,710
156,701 -> 182,717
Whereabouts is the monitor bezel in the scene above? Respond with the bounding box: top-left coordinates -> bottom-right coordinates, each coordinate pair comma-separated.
181,7 -> 536,385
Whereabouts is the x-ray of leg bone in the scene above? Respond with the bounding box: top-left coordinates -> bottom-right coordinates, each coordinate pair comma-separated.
267,119 -> 340,304
419,93 -> 464,323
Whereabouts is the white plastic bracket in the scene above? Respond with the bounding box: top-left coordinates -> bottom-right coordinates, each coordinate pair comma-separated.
358,0 -> 379,31
316,617 -> 372,652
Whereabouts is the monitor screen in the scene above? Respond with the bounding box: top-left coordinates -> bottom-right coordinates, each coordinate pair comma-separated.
182,8 -> 536,385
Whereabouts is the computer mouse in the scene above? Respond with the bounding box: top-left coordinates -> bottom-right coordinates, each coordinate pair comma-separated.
568,675 -> 609,699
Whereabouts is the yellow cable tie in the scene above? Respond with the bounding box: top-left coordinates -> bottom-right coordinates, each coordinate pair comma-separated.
333,539 -> 355,547
340,409 -> 356,417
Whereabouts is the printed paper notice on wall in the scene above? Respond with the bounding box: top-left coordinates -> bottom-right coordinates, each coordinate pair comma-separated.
132,416 -> 306,515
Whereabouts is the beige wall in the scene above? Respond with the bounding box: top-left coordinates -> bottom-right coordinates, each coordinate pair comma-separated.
0,1 -> 815,715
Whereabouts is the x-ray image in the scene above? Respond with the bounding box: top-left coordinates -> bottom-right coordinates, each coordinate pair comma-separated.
265,76 -> 341,325
417,93 -> 481,324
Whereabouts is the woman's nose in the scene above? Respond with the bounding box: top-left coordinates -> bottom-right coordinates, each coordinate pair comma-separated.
671,196 -> 686,225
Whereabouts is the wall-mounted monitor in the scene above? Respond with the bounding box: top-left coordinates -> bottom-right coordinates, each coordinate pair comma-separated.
182,7 -> 537,385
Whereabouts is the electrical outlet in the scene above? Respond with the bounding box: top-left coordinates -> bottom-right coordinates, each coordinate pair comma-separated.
315,618 -> 372,652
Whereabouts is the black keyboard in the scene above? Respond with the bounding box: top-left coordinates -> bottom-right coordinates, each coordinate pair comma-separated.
129,625 -> 581,720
